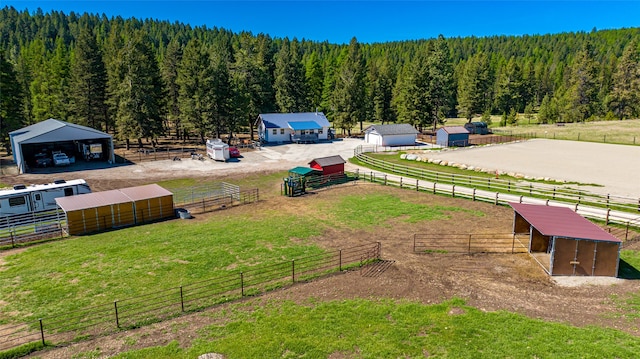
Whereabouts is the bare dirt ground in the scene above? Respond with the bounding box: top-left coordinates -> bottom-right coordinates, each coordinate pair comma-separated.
0,139 -> 638,357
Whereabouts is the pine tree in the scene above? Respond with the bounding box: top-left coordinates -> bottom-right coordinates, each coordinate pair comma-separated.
0,50 -> 25,153
369,58 -> 395,124
304,51 -> 324,110
113,29 -> 165,149
495,57 -> 524,117
177,38 -> 213,142
606,40 -> 640,120
457,52 -> 491,121
426,35 -> 454,132
68,26 -> 107,129
561,42 -> 599,122
332,37 -> 367,133
274,38 -> 308,113
160,39 -> 182,138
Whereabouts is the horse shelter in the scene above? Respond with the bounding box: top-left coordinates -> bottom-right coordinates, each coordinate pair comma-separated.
509,203 -> 621,277
55,184 -> 174,235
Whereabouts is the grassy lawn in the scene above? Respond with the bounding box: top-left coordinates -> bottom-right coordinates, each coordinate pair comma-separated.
110,298 -> 640,358
0,191 -> 464,324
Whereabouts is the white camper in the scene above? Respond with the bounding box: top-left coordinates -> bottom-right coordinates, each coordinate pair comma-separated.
206,139 -> 230,162
0,179 -> 91,217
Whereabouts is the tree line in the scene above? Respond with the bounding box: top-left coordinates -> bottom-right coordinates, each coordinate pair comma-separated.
1,7 -> 639,152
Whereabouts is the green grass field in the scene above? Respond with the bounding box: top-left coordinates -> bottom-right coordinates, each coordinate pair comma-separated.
1,173 -> 639,358
109,298 -> 640,358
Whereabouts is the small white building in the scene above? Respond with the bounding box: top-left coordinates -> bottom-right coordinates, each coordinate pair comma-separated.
364,124 -> 419,146
256,112 -> 331,144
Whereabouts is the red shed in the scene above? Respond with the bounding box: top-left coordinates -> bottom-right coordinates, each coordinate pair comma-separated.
309,155 -> 346,176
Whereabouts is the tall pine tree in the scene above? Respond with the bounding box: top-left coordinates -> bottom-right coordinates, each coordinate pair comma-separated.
606,40 -> 640,120
0,50 -> 25,153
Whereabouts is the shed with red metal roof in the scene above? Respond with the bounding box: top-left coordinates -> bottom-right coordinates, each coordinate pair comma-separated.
56,184 -> 174,235
509,203 -> 621,277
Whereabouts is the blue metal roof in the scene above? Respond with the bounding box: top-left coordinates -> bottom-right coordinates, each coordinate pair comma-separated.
258,112 -> 331,129
288,121 -> 322,130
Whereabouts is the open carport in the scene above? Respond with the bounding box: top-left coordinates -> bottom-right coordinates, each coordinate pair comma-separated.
9,118 -> 115,173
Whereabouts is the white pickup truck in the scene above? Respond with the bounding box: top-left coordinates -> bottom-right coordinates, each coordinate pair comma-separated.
53,152 -> 71,166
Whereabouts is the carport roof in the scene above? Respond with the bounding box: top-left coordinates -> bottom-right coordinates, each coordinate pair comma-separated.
509,203 -> 621,243
55,184 -> 173,211
9,118 -> 111,144
56,190 -> 132,211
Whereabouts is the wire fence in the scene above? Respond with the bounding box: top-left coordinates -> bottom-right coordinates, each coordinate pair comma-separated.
0,242 -> 381,353
413,233 -> 530,254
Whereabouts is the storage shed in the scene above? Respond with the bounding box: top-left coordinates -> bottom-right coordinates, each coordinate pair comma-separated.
309,155 -> 346,176
509,203 -> 621,277
436,127 -> 470,147
55,184 -> 174,235
364,124 -> 419,146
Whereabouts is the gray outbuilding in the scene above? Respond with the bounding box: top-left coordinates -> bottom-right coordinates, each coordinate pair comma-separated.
364,124 -> 419,146
436,126 -> 470,147
9,119 -> 115,173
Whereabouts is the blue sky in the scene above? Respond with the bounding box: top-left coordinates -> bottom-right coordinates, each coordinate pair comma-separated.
3,1 -> 640,44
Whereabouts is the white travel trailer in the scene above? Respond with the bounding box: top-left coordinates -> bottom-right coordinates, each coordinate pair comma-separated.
206,139 -> 230,162
0,179 -> 91,217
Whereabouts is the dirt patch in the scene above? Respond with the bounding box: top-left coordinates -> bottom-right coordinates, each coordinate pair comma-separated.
23,184 -> 640,358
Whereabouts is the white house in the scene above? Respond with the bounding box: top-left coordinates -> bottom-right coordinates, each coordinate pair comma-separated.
256,112 -> 331,144
364,124 -> 419,146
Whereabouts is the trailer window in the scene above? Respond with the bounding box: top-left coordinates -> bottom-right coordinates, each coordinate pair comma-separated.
64,188 -> 74,196
9,196 -> 27,207
34,194 -> 41,201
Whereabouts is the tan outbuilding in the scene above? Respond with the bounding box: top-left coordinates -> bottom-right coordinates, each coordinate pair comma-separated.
56,184 -> 174,235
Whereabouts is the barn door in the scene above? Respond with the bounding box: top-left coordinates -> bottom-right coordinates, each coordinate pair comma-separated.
552,238 -> 596,276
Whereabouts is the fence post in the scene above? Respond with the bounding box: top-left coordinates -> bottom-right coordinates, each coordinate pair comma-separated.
384,174 -> 387,185
291,260 -> 295,283
519,195 -> 523,204
416,179 -> 419,191
605,209 -> 610,225
11,229 -> 15,248
452,184 -> 455,198
432,182 -> 436,194
400,177 -> 403,188
114,301 -> 119,328
472,188 -> 476,201
180,286 -> 184,312
39,318 -> 45,346
494,192 -> 499,205
606,194 -> 610,208
202,198 -> 206,212
240,272 -> 244,296
626,222 -> 629,241
339,250 -> 342,271
553,188 -> 556,200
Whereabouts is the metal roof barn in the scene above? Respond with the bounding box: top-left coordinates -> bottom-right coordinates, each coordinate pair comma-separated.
509,203 -> 621,276
56,184 -> 174,235
364,124 -> 419,146
309,155 -> 346,176
9,119 -> 115,173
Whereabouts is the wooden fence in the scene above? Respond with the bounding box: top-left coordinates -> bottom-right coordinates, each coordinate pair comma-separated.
0,242 -> 381,353
354,146 -> 640,222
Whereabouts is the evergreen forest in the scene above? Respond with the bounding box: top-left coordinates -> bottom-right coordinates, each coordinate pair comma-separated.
1,7 -> 639,151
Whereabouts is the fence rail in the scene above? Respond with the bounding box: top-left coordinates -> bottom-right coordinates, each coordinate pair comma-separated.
354,146 -> 640,220
0,209 -> 68,247
0,242 -> 381,353
413,233 -> 530,254
177,188 -> 259,215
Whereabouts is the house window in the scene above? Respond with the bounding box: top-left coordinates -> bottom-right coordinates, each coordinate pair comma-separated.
9,196 -> 26,207
318,128 -> 323,134
272,129 -> 277,135
280,128 -> 285,134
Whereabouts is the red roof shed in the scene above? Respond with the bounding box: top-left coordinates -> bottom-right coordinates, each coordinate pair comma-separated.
509,203 -> 621,277
309,155 -> 346,176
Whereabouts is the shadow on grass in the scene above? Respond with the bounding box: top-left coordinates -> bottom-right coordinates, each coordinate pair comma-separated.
618,259 -> 640,279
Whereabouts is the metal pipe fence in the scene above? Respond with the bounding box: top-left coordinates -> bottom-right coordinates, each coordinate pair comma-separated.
0,209 -> 67,247
0,242 -> 381,353
413,233 -> 530,254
